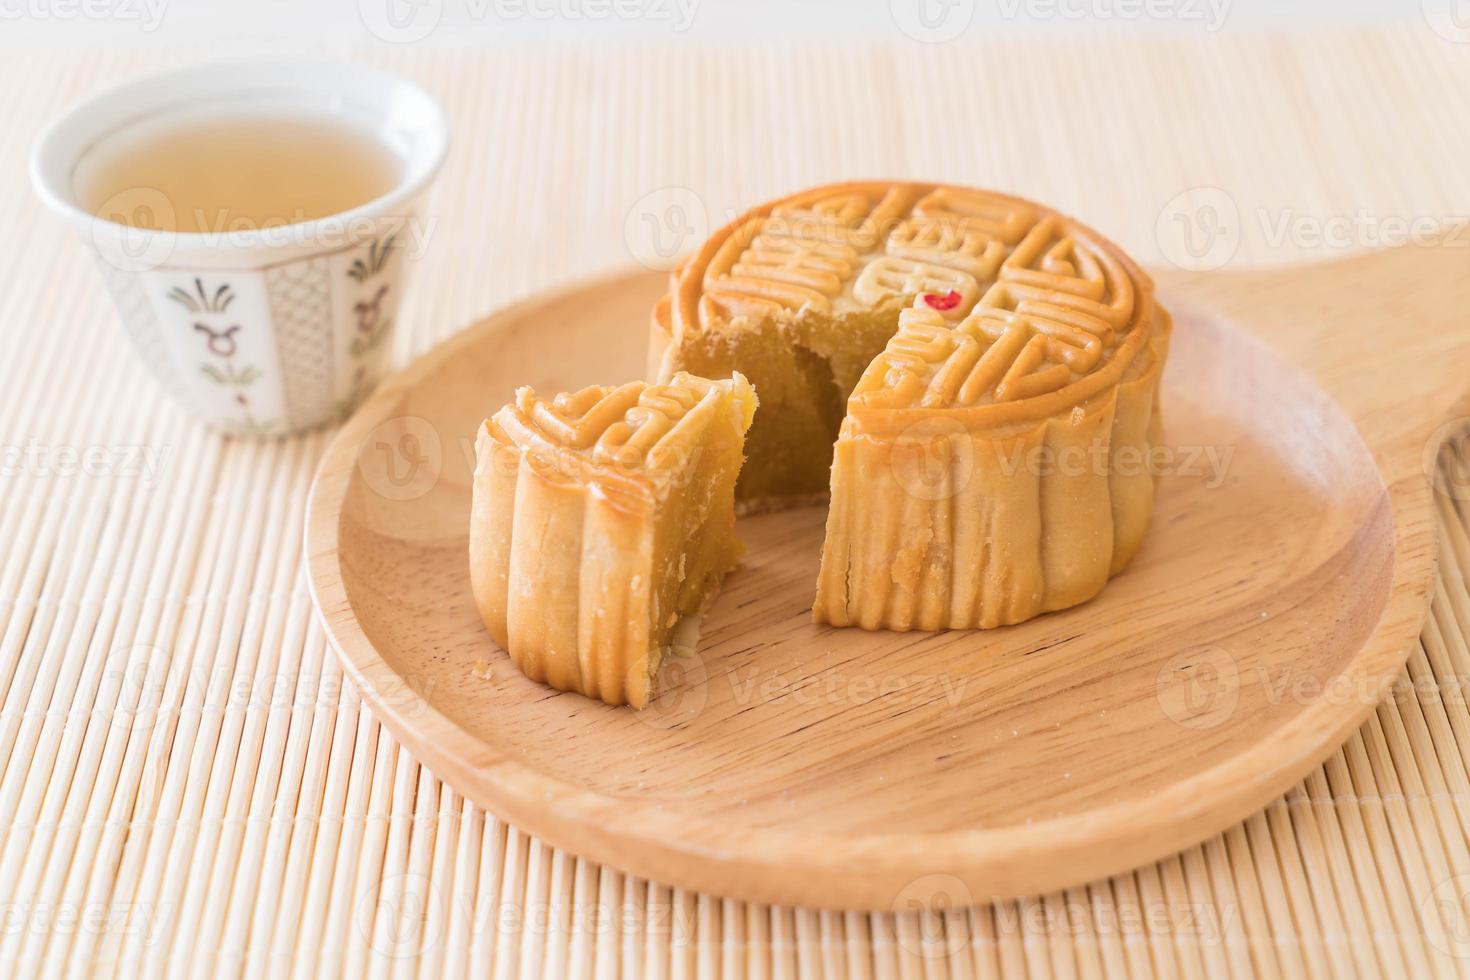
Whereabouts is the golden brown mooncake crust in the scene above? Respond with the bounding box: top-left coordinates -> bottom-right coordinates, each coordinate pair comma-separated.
650,181 -> 1170,630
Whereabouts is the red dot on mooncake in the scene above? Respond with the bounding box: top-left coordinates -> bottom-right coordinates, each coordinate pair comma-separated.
922,290 -> 963,311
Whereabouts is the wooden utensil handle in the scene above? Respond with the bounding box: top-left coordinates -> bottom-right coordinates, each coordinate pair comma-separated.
1159,237 -> 1470,486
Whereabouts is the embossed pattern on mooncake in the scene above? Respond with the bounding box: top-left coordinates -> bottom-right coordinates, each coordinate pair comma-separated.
686,186 -> 1039,326
495,375 -> 727,481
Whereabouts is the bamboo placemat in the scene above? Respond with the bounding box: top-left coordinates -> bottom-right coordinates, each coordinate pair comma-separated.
4,24 -> 1470,978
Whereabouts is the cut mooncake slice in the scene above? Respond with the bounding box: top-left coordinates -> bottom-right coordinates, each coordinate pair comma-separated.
469,371 -> 757,708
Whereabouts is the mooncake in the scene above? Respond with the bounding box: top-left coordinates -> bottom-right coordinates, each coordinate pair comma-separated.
651,182 -> 1170,628
469,372 -> 757,706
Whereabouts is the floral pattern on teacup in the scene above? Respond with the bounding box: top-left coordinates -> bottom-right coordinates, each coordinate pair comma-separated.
334,233 -> 403,420
97,225 -> 414,436
167,278 -> 279,436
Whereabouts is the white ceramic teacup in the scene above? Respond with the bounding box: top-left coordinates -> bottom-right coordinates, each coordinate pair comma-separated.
30,59 -> 449,436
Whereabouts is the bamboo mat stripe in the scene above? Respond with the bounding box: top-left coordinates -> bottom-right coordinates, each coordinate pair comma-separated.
3,25 -> 1470,978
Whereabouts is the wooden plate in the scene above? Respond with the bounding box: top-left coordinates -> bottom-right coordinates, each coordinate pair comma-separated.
306,244 -> 1470,910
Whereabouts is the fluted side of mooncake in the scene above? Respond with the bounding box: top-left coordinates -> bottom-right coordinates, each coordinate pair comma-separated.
814,305 -> 1171,630
809,193 -> 1165,631
469,373 -> 756,707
